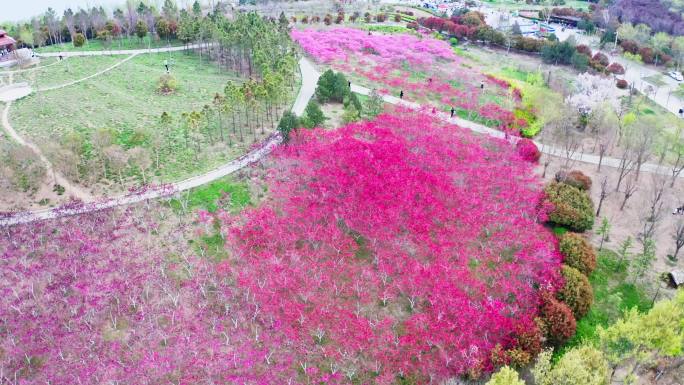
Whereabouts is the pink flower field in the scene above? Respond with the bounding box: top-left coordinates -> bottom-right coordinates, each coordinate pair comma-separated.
292,28 -> 527,133
0,111 -> 561,384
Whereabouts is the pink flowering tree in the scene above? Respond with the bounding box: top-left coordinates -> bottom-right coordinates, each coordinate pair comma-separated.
292,28 -> 523,132
0,209 -> 297,384
222,110 -> 562,383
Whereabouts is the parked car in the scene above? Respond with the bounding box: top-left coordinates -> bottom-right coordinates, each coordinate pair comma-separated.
669,71 -> 684,81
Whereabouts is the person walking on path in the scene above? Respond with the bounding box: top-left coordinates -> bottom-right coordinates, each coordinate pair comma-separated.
164,59 -> 169,73
450,106 -> 455,118
399,90 -> 404,99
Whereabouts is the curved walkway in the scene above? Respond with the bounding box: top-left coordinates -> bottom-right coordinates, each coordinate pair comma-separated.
0,58 -> 62,75
38,54 -> 138,92
0,55 -> 314,227
2,102 -> 93,201
1,55 -> 679,226
35,43 -> 206,58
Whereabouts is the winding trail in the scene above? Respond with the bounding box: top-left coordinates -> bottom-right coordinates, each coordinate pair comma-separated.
0,58 -> 62,75
0,55 -> 314,227
1,102 -> 93,201
37,54 -> 138,92
35,43 -> 205,58
0,54 -> 680,226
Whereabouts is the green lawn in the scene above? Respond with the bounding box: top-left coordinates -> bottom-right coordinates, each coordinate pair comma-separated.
35,36 -> 184,53
557,249 -> 652,357
9,51 -> 286,184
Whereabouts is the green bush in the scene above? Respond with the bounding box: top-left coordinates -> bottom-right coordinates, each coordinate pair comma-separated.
73,33 -> 86,47
559,232 -> 597,275
157,74 -> 178,94
316,69 -> 350,104
278,112 -> 299,143
558,264 -> 594,319
544,182 -> 594,232
304,100 -> 325,128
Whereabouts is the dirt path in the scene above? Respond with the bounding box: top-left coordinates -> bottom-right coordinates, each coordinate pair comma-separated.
1,102 -> 93,201
35,43 -> 206,58
37,54 -> 138,92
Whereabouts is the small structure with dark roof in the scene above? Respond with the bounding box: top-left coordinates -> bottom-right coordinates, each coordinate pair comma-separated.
0,29 -> 17,62
668,270 -> 684,288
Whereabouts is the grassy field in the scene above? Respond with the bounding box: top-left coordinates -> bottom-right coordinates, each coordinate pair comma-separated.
9,51 -> 274,184
557,249 -> 652,357
35,36 -> 184,53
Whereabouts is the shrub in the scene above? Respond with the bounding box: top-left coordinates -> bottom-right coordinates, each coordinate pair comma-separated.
376,13 -> 387,22
575,44 -> 592,57
558,264 -> 593,319
505,320 -> 543,366
620,39 -> 639,54
516,138 -> 541,162
571,51 -> 589,71
591,52 -> 609,66
550,346 -> 609,385
616,78 -> 629,89
543,182 -> 594,232
639,47 -> 654,64
486,366 -> 524,385
555,170 -> 592,190
559,232 -> 597,275
157,74 -> 178,94
73,32 -> 86,47
589,60 -> 606,73
540,292 -> 577,345
394,14 -> 401,22
606,62 -> 625,75
623,51 -> 643,63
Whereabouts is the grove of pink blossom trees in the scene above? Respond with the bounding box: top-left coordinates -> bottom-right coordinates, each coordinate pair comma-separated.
0,209 -> 294,384
1,111 -> 561,384
221,111 -> 562,383
292,28 -> 528,133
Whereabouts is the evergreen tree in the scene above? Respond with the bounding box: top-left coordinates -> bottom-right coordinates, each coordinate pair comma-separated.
278,112 -> 299,142
304,101 -> 326,128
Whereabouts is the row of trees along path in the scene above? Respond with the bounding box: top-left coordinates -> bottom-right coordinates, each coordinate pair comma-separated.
1,55 -> 681,227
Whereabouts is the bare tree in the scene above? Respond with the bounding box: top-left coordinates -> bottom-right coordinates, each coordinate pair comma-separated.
668,123 -> 684,187
640,176 -> 667,246
596,177 -> 610,217
615,148 -> 635,192
673,219 -> 684,261
588,103 -> 617,172
620,176 -> 638,211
